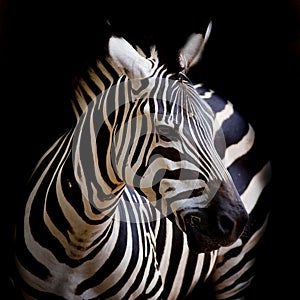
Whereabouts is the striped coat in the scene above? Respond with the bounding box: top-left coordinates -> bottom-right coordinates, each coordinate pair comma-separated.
13,26 -> 271,300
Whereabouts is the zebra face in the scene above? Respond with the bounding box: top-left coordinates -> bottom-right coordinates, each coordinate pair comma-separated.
112,76 -> 249,253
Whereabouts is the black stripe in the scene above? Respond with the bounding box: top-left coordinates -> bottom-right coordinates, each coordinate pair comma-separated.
203,89 -> 227,113
177,251 -> 200,299
160,223 -> 184,298
15,224 -> 51,281
81,70 -> 102,98
222,112 -> 250,147
228,148 -> 269,195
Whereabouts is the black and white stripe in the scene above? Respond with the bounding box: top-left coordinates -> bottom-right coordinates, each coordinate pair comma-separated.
13,28 -> 271,300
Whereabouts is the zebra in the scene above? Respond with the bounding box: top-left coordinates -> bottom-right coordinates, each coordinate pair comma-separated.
13,22 -> 272,299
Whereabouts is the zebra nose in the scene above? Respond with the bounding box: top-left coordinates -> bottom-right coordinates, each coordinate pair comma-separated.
184,207 -> 248,251
188,209 -> 248,237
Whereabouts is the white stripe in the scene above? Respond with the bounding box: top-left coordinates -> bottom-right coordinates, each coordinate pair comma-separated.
187,253 -> 205,294
168,237 -> 189,300
213,216 -> 268,282
75,86 -> 89,112
242,161 -> 272,213
215,101 -> 234,126
159,220 -> 173,283
224,125 -> 255,168
215,267 -> 253,299
88,67 -> 105,92
80,78 -> 96,100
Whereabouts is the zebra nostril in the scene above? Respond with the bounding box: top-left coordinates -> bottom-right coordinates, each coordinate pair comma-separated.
218,214 -> 235,235
191,215 -> 201,226
165,187 -> 175,193
191,215 -> 206,234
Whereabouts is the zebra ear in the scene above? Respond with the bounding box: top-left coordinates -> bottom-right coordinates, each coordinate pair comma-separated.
179,21 -> 212,72
108,36 -> 152,79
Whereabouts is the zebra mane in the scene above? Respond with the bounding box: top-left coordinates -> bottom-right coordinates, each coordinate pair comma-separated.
71,40 -> 160,120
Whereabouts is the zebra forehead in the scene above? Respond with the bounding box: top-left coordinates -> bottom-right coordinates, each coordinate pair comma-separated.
129,74 -> 214,116
147,78 -> 215,126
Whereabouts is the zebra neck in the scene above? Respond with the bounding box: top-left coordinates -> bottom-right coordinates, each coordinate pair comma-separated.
50,129 -> 126,228
70,89 -> 127,212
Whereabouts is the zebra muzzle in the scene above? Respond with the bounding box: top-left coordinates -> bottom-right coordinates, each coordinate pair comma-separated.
183,205 -> 248,253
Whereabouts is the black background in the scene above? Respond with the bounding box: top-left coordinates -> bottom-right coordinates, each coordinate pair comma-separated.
1,0 -> 299,298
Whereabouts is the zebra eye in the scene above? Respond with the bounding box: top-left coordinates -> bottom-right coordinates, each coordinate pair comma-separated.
157,125 -> 178,142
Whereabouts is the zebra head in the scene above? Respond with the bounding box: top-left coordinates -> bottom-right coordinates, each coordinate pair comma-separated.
73,23 -> 248,253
